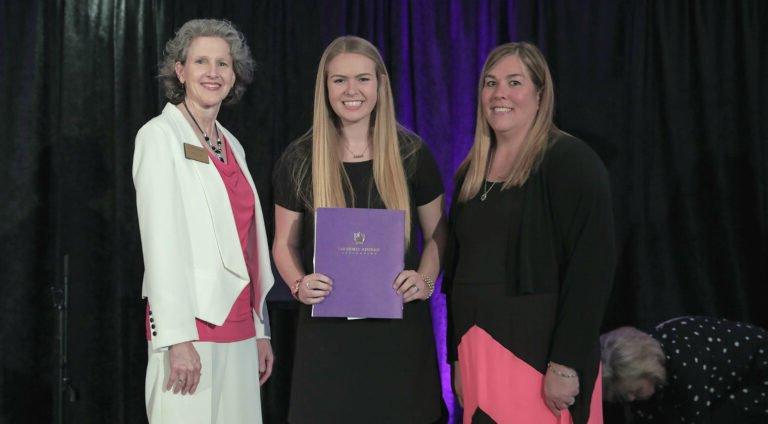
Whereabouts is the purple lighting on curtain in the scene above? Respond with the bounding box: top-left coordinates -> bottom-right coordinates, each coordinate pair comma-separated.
389,2 -> 518,422
320,1 -> 520,421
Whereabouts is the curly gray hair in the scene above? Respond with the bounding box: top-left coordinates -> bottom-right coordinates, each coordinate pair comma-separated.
159,19 -> 255,105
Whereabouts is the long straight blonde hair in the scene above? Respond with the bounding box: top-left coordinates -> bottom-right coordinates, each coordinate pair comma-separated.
299,36 -> 412,242
457,42 -> 561,202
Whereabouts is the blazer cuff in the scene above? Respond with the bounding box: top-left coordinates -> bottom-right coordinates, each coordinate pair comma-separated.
254,307 -> 271,339
150,328 -> 198,351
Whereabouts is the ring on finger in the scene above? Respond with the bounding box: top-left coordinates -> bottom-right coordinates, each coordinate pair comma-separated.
305,280 -> 310,290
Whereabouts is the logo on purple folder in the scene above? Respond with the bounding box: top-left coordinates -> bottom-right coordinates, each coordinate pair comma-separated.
353,232 -> 366,245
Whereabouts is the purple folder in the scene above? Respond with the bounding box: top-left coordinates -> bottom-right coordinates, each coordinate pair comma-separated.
312,207 -> 405,319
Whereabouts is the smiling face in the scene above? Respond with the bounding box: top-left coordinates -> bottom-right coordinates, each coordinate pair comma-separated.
325,53 -> 379,128
481,54 -> 540,139
175,36 -> 236,109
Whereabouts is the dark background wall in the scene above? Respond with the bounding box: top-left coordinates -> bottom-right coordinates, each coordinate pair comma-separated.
1,1 -> 766,422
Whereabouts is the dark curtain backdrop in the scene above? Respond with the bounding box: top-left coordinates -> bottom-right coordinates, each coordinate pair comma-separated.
1,1 -> 766,423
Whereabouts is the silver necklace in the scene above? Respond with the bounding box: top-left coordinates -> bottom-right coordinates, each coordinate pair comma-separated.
481,180 -> 497,201
183,100 -> 224,162
342,141 -> 369,159
481,150 -> 497,201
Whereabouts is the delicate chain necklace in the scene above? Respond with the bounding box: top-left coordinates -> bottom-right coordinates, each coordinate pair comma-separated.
183,100 -> 224,162
481,150 -> 497,202
481,180 -> 497,201
342,141 -> 370,159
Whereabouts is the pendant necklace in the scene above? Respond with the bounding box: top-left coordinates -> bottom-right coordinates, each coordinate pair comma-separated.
481,150 -> 497,201
183,100 -> 224,162
481,181 -> 497,201
342,141 -> 369,159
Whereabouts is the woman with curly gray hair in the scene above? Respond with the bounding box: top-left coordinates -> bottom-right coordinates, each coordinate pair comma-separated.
133,19 -> 274,423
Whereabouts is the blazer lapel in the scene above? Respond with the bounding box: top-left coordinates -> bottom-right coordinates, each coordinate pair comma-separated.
162,104 -> 248,281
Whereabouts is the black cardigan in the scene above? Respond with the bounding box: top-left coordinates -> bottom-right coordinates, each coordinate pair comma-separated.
444,132 -> 616,376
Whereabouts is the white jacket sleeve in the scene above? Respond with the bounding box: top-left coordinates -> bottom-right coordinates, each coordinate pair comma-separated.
133,122 -> 199,349
254,302 -> 271,339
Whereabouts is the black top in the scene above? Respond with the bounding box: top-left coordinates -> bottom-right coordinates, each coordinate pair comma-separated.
273,134 -> 444,272
273,133 -> 445,424
633,316 -> 768,423
445,132 -> 616,362
444,133 -> 616,424
452,181 -> 523,285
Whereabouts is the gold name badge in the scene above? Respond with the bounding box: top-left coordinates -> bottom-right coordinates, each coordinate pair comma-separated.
184,143 -> 209,164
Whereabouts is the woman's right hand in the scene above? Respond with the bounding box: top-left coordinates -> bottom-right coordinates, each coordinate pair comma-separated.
167,341 -> 202,395
296,273 -> 333,305
453,361 -> 464,407
543,361 -> 580,416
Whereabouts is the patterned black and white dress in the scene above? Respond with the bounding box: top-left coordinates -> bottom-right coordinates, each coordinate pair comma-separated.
633,316 -> 768,423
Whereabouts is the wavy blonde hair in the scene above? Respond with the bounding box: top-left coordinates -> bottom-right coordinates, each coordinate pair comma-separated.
292,36 -> 412,242
457,42 -> 561,202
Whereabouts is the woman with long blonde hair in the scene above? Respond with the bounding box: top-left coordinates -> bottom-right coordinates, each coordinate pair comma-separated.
444,42 -> 615,423
272,36 -> 446,423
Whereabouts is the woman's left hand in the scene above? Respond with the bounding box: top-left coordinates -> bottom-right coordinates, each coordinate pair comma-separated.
393,270 -> 429,303
543,361 -> 580,416
256,338 -> 274,385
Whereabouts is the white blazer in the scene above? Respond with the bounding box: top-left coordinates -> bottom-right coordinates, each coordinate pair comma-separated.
133,103 -> 274,350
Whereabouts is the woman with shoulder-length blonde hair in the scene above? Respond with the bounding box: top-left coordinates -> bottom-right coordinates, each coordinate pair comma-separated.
443,42 -> 615,423
272,35 -> 446,423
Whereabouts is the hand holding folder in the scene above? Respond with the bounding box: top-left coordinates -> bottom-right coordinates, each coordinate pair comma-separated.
312,207 -> 405,319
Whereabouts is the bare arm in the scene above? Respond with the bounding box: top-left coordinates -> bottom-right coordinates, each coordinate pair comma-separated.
394,195 -> 447,302
416,194 -> 447,280
272,205 -> 305,287
272,205 -> 332,304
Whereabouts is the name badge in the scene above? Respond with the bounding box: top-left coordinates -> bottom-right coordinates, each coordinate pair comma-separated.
184,143 -> 209,164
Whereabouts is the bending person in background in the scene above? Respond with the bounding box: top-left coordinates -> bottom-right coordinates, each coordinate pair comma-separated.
272,36 -> 446,423
444,42 -> 615,423
133,19 -> 274,423
601,316 -> 768,423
